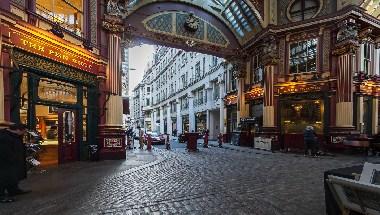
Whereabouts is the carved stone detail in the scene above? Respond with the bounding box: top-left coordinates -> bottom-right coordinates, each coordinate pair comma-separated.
278,38 -> 285,74
322,29 -> 331,72
90,0 -> 98,44
333,19 -> 359,55
13,49 -> 97,86
336,18 -> 358,43
262,35 -> 278,66
103,0 -> 125,33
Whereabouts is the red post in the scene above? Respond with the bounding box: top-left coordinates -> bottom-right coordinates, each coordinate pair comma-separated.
147,134 -> 152,151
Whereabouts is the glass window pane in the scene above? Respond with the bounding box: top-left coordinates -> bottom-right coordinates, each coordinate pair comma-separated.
307,56 -> 317,72
298,57 -> 307,72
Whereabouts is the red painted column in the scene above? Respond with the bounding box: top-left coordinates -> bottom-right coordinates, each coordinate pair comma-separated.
329,18 -> 359,148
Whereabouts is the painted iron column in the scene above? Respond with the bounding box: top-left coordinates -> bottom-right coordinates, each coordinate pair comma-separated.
261,35 -> 278,128
332,19 -> 359,128
219,76 -> 225,134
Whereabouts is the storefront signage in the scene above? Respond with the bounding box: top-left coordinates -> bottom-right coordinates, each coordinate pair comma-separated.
11,30 -> 99,74
104,138 -> 123,148
277,84 -> 322,95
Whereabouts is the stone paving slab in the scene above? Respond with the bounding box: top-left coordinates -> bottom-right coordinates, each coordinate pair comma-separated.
1,146 -> 379,215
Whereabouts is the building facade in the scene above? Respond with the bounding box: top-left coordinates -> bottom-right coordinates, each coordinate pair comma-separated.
0,0 -> 127,163
127,0 -> 380,150
135,46 -> 226,139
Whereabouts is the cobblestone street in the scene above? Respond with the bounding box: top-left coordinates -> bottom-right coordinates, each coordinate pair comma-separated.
1,143 -> 377,215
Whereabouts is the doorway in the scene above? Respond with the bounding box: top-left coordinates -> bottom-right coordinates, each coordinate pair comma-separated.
26,105 -> 78,166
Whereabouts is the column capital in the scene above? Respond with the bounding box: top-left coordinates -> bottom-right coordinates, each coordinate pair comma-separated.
261,34 -> 278,66
333,18 -> 360,55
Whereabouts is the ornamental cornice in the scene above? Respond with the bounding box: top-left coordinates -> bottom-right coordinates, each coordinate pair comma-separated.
333,39 -> 360,55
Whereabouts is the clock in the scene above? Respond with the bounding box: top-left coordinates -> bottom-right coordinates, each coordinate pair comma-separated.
184,13 -> 199,32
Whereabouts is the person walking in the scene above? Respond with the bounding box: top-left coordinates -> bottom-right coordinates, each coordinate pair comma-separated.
138,127 -> 144,150
0,123 -> 30,203
304,126 -> 317,157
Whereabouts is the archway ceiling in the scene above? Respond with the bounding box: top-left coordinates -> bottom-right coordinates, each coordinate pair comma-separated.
125,0 -> 264,45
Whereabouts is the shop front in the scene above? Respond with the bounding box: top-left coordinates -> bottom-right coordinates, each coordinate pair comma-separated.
277,83 -> 330,151
182,115 -> 189,132
195,112 -> 206,133
6,21 -> 105,165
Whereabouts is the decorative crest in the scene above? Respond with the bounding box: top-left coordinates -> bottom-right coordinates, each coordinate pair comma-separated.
103,0 -> 125,33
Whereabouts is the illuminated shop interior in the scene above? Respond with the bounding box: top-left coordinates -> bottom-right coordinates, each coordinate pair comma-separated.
280,99 -> 324,134
36,0 -> 83,36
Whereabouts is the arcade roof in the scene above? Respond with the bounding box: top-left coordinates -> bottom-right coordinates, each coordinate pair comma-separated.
126,0 -> 264,45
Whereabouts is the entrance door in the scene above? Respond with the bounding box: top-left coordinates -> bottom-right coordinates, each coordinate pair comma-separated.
58,109 -> 77,163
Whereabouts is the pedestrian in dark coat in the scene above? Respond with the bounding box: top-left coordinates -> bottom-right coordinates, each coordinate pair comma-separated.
304,126 -> 317,156
0,124 -> 28,203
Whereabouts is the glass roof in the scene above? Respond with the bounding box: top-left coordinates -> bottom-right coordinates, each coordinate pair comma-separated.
126,0 -> 263,43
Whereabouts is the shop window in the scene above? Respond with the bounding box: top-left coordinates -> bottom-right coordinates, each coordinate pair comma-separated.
251,55 -> 263,84
36,0 -> 84,37
281,99 -> 324,134
288,0 -> 321,22
195,62 -> 201,80
38,78 -> 77,104
289,38 -> 318,74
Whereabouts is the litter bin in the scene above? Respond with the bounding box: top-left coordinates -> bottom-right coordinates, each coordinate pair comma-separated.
88,145 -> 99,161
186,132 -> 199,152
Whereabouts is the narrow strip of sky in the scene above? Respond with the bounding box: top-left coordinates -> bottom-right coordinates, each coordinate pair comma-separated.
128,44 -> 155,95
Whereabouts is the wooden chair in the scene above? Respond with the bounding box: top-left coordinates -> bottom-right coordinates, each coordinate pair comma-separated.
327,175 -> 380,215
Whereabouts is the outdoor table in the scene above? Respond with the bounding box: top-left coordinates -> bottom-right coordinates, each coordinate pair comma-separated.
324,165 -> 363,215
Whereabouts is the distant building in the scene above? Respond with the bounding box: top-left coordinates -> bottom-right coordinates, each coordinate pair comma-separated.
136,46 -> 226,139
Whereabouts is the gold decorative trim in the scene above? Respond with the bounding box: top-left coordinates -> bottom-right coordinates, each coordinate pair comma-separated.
13,49 -> 97,86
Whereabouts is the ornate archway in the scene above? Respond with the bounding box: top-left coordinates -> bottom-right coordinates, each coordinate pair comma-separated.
104,0 -> 265,57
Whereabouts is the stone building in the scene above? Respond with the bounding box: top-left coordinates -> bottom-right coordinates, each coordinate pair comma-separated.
135,46 -> 226,139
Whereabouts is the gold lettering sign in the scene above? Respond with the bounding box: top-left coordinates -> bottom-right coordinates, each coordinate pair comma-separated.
11,30 -> 97,74
278,85 -> 322,94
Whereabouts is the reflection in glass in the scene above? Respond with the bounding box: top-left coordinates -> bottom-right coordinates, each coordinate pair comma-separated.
281,99 -> 324,134
289,39 -> 317,73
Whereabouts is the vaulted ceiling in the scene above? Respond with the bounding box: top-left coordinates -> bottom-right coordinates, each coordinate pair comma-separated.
125,0 -> 265,45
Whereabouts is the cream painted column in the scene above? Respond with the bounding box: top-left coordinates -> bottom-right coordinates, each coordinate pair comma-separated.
106,95 -> 123,125
375,46 -> 380,76
335,54 -> 355,127
167,105 -> 172,135
219,79 -> 225,134
264,0 -> 277,27
263,65 -> 275,127
356,96 -> 364,133
105,34 -> 123,126
188,93 -> 195,132
159,106 -> 164,134
176,100 -> 182,134
372,98 -> 379,135
152,109 -> 157,132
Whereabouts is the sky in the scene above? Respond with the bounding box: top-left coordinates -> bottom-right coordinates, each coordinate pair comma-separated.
128,44 -> 155,95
